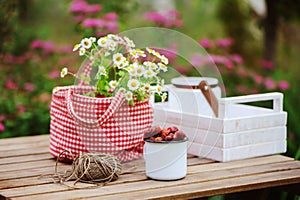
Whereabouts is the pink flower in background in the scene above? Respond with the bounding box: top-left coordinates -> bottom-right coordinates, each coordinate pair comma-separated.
224,59 -> 234,69
24,83 -> 35,91
0,123 -> 5,132
0,115 -> 6,121
85,4 -> 102,13
30,40 -> 43,49
17,104 -> 26,115
153,44 -> 178,63
144,12 -> 165,23
199,38 -> 213,49
70,0 -> 88,13
190,53 -> 214,67
144,10 -> 183,28
264,77 -> 276,90
73,15 -> 85,23
5,80 -> 18,90
175,66 -> 189,75
236,66 -> 248,77
278,80 -> 290,90
231,54 -> 243,64
216,38 -> 233,47
261,60 -> 274,70
42,41 -> 54,53
57,45 -> 72,54
49,70 -> 60,79
105,21 -> 119,32
254,74 -> 264,84
236,85 -> 247,93
168,10 -> 180,18
82,18 -> 105,28
190,53 -> 205,67
103,12 -> 118,20
31,40 -> 54,53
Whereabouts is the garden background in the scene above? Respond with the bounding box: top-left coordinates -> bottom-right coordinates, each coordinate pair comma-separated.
1,0 -> 300,198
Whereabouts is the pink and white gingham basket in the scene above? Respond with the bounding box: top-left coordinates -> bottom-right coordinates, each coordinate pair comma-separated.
49,84 -> 153,162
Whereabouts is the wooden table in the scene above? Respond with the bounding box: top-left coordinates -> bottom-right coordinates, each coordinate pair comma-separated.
0,135 -> 299,200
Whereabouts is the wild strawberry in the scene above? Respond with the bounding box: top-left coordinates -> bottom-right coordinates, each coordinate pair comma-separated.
165,134 -> 174,141
161,129 -> 170,137
167,126 -> 179,133
144,126 -> 161,139
174,131 -> 186,140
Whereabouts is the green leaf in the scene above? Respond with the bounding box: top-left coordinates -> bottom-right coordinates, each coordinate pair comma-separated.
128,100 -> 134,106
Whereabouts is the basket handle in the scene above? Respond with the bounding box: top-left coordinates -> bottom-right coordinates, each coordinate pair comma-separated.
66,89 -> 125,128
218,92 -> 283,119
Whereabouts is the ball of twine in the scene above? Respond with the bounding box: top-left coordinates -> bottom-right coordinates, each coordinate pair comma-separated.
55,151 -> 121,185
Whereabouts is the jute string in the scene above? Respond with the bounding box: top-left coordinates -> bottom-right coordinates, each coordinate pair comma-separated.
53,150 -> 121,186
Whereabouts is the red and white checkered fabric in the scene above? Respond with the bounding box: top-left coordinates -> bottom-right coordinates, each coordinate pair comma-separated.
49,85 -> 153,162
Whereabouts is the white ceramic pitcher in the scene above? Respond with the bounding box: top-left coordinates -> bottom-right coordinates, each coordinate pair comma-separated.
167,77 -> 221,116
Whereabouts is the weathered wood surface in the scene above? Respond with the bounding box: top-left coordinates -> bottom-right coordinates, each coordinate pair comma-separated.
0,135 -> 299,200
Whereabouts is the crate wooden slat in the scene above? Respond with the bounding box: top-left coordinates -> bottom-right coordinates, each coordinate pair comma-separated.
0,135 -> 299,200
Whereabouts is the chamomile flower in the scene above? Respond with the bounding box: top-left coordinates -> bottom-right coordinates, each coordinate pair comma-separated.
136,49 -> 146,57
116,57 -> 128,69
97,37 -> 108,47
144,69 -> 155,78
79,47 -> 86,56
125,91 -> 133,101
124,36 -> 135,48
73,44 -> 81,51
136,65 -> 145,77
108,40 -> 117,51
129,49 -> 139,59
128,67 -> 137,77
160,55 -> 169,65
81,38 -> 92,49
161,92 -> 167,102
98,66 -> 106,76
107,34 -> 116,40
143,83 -> 151,92
149,62 -> 158,70
146,47 -> 154,54
89,37 -> 96,42
156,85 -> 162,94
127,79 -> 140,91
118,87 -> 126,94
60,67 -> 68,78
154,51 -> 161,58
113,53 -> 124,65
158,63 -> 168,72
109,80 -> 118,89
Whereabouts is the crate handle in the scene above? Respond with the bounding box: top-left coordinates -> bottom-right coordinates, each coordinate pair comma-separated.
218,92 -> 283,119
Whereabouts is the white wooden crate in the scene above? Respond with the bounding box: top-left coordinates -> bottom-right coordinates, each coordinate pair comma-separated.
152,92 -> 287,162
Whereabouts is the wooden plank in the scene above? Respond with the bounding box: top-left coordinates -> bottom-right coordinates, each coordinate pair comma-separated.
0,147 -> 50,158
0,153 -> 51,165
0,135 -> 49,146
188,155 -> 293,174
0,159 -> 60,173
94,169 -> 300,200
4,160 -> 300,199
0,139 -> 49,152
0,166 -> 147,191
0,164 -> 70,181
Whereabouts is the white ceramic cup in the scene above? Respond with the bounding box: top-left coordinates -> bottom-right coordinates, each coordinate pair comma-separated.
144,138 -> 188,180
